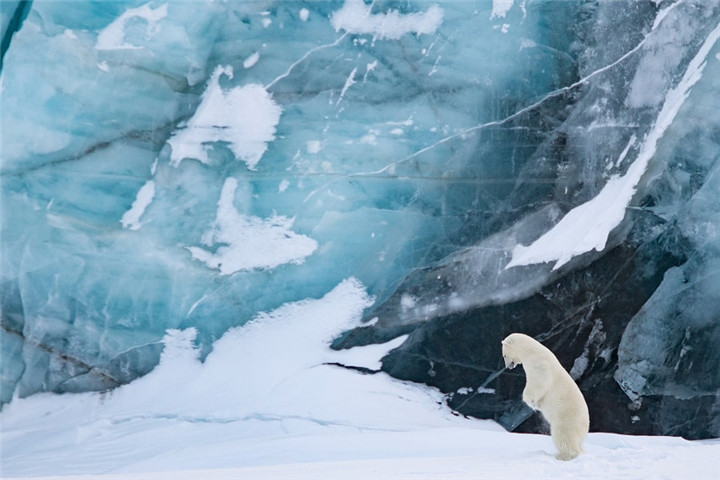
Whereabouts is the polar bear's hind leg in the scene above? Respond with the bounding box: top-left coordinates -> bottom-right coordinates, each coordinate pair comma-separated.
551,420 -> 585,461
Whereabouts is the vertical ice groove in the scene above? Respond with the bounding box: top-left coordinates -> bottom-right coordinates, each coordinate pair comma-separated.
506,17 -> 720,270
1,0 -> 33,71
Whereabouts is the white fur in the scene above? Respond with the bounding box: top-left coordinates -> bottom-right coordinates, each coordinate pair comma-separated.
502,333 -> 589,460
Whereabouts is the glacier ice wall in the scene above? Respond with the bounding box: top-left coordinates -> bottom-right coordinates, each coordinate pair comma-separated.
1,0 -> 719,438
2,0 -> 572,403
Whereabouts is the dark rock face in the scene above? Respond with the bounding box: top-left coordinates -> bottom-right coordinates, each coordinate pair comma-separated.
331,1 -> 720,441
336,213 -> 720,439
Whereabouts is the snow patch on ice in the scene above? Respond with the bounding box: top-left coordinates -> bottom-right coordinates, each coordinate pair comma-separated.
337,66 -> 357,105
614,134 -> 636,168
507,21 -> 720,271
364,60 -> 378,81
520,38 -> 537,50
401,293 -> 417,310
491,0 -> 514,19
187,178 -> 317,274
243,52 -> 260,69
95,2 -> 168,50
306,140 -> 324,154
329,335 -> 408,371
120,180 -> 155,230
386,117 -> 414,127
168,65 -> 282,170
331,0 -> 443,40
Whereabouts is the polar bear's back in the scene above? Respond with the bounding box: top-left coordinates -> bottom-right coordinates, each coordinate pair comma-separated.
542,365 -> 588,423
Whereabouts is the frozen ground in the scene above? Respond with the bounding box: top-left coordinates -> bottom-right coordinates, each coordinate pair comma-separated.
2,279 -> 718,480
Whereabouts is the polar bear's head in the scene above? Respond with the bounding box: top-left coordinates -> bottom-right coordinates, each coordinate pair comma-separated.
501,333 -> 531,370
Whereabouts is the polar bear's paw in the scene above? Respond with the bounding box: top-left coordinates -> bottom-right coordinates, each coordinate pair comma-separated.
555,450 -> 581,461
552,427 -> 584,461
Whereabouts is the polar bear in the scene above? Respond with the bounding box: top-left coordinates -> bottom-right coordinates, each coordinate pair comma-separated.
501,333 -> 589,460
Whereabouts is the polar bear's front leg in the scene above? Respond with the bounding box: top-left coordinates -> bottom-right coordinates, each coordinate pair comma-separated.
522,379 -> 550,411
522,388 -> 542,410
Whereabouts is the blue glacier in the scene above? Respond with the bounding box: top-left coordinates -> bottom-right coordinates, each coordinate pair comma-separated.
1,0 -> 719,440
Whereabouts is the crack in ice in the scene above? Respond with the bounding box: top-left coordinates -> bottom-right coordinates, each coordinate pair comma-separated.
265,33 -> 349,91
364,3 -> 684,178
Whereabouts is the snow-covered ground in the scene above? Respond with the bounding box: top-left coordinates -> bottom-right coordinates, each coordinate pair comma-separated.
2,279 -> 719,479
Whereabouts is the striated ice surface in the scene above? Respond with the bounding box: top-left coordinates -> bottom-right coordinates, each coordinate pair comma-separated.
350,0 -> 720,333
1,0 -> 719,439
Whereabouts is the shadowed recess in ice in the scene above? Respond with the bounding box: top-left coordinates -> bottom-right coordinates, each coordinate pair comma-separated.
1,0 -> 719,438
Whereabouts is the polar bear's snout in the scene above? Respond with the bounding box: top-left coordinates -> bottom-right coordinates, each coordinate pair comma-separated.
501,337 -> 518,369
504,356 -> 517,369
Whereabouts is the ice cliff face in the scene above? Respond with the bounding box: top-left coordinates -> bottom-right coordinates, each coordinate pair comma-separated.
1,0 -> 719,439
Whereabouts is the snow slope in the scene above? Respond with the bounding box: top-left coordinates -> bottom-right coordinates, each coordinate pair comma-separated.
6,431 -> 720,480
2,279 -> 718,479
